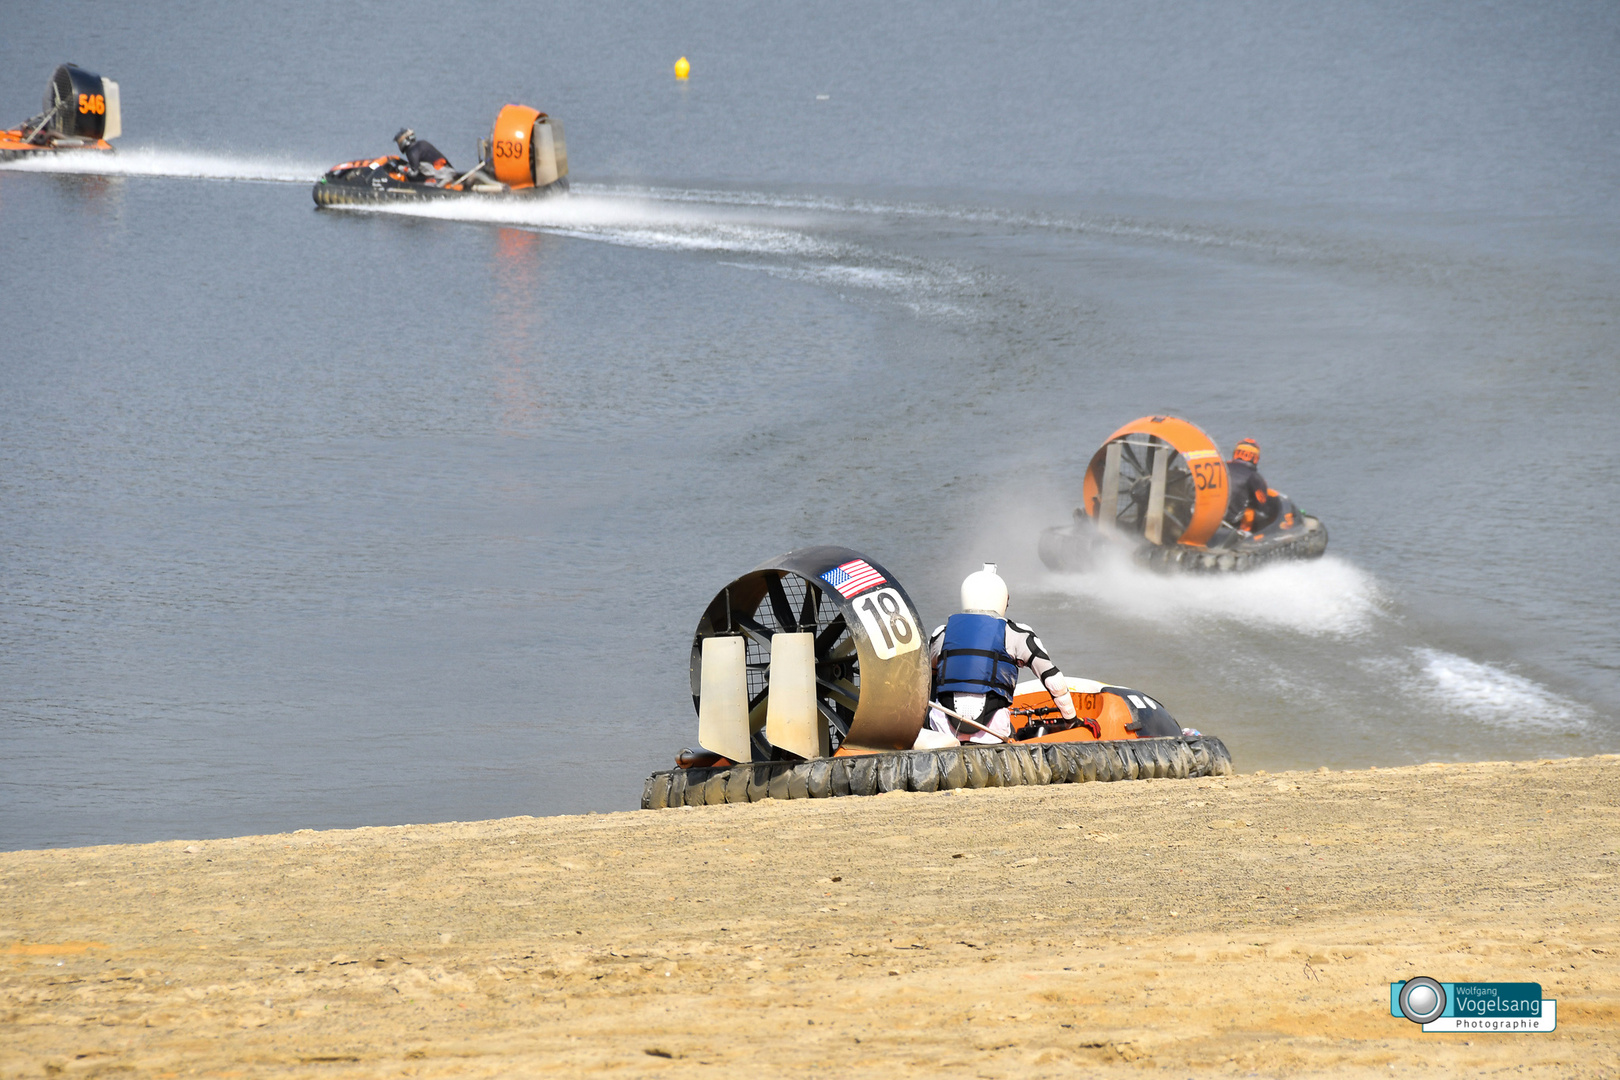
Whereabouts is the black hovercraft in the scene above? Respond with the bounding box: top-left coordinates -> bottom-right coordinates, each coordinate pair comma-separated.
2,64 -> 121,162
313,104 -> 567,207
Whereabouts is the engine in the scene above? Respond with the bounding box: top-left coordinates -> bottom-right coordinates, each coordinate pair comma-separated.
486,104 -> 567,190
42,64 -> 121,142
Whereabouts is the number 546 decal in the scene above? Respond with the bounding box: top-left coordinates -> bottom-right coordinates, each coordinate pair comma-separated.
853,588 -> 920,660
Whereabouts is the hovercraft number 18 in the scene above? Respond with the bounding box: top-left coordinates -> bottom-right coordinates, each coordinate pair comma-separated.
855,588 -> 919,660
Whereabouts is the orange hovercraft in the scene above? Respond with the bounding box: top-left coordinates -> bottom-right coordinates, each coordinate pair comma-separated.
1,64 -> 121,163
641,545 -> 1232,808
312,104 -> 567,207
1039,415 -> 1327,574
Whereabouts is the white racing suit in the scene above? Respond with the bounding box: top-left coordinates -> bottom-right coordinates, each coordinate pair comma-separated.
927,615 -> 1077,743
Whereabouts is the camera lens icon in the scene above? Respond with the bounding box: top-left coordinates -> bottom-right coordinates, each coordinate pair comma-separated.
1398,977 -> 1446,1024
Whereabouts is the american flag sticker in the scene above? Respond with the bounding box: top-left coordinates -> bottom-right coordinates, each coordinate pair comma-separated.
820,559 -> 887,598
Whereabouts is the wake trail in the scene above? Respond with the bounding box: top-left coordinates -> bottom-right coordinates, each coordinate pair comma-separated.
3,158 -> 1313,257
1,148 -> 323,183
1043,554 -> 1591,734
340,181 -> 1307,264
348,190 -> 837,258
583,183 -> 1316,256
347,190 -> 979,316
1046,552 -> 1385,638
6,158 -> 968,305
3,152 -> 1309,263
1403,649 -> 1589,733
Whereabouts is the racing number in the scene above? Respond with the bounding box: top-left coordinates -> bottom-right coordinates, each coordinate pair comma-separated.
854,588 -> 919,660
78,93 -> 106,115
493,139 -> 526,159
1192,461 -> 1224,491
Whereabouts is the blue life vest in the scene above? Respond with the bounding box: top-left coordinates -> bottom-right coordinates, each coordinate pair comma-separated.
936,613 -> 1018,699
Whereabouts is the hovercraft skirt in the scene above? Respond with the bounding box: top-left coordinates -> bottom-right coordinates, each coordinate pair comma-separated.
640,736 -> 1233,809
0,146 -> 110,163
312,177 -> 568,208
1038,519 -> 1327,574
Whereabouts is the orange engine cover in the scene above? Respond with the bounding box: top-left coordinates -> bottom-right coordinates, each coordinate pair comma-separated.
490,104 -> 541,188
1008,685 -> 1141,742
1081,415 -> 1229,549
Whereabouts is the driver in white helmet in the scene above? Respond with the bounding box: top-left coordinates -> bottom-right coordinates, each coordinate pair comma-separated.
925,564 -> 1078,743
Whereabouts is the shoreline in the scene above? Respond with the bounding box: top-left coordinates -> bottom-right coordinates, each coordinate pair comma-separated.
3,756 -> 1616,1077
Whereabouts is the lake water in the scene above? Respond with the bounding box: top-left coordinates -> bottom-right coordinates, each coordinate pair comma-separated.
3,1 -> 1617,849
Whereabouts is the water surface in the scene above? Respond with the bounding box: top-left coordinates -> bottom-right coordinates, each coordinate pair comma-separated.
3,1 -> 1617,848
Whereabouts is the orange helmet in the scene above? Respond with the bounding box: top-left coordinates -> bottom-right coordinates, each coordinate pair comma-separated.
1233,438 -> 1260,464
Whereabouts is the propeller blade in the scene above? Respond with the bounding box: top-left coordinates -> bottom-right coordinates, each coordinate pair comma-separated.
816,676 -> 860,708
764,572 -> 799,633
798,581 -> 822,634
814,614 -> 848,654
730,611 -> 776,647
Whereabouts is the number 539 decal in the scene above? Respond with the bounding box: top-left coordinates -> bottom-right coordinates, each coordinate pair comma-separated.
853,588 -> 920,660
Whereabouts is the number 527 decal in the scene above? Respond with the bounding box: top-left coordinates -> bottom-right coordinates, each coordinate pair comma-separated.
1192,460 -> 1225,491
853,588 -> 920,660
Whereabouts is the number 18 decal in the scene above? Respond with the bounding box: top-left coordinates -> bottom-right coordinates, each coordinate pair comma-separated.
854,588 -> 920,660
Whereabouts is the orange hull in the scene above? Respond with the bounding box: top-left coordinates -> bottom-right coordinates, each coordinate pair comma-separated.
1081,414 -> 1228,549
1008,682 -> 1142,742
1041,413 -> 1328,573
828,677 -> 1175,756
0,128 -> 113,158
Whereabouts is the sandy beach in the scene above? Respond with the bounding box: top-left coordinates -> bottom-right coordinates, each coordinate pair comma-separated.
3,756 -> 1616,1078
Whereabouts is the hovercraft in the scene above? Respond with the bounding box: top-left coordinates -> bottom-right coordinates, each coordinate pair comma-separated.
1,65 -> 121,162
313,104 -> 567,207
641,546 -> 1231,809
1038,415 -> 1328,574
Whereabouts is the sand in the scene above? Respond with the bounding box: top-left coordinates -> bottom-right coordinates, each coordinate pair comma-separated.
3,756 -> 1617,1078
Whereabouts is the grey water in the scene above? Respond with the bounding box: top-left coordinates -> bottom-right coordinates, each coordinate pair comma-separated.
3,1 -> 1617,850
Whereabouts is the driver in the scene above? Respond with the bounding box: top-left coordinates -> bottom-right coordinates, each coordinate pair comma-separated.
1225,437 -> 1281,534
393,128 -> 454,182
925,564 -> 1078,743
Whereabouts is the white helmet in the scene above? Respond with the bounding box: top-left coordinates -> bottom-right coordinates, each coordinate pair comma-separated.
960,563 -> 1008,616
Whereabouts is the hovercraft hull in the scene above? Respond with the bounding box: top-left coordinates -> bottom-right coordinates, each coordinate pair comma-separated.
642,734 -> 1233,808
1039,514 -> 1328,574
312,174 -> 568,207
0,136 -> 113,163
3,66 -> 122,164
1044,414 -> 1330,574
646,673 -> 1222,808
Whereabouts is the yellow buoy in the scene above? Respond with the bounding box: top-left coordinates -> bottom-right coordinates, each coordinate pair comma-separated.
674,56 -> 690,80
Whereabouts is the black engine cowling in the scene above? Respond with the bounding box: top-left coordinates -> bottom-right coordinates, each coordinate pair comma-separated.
43,64 -> 120,141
